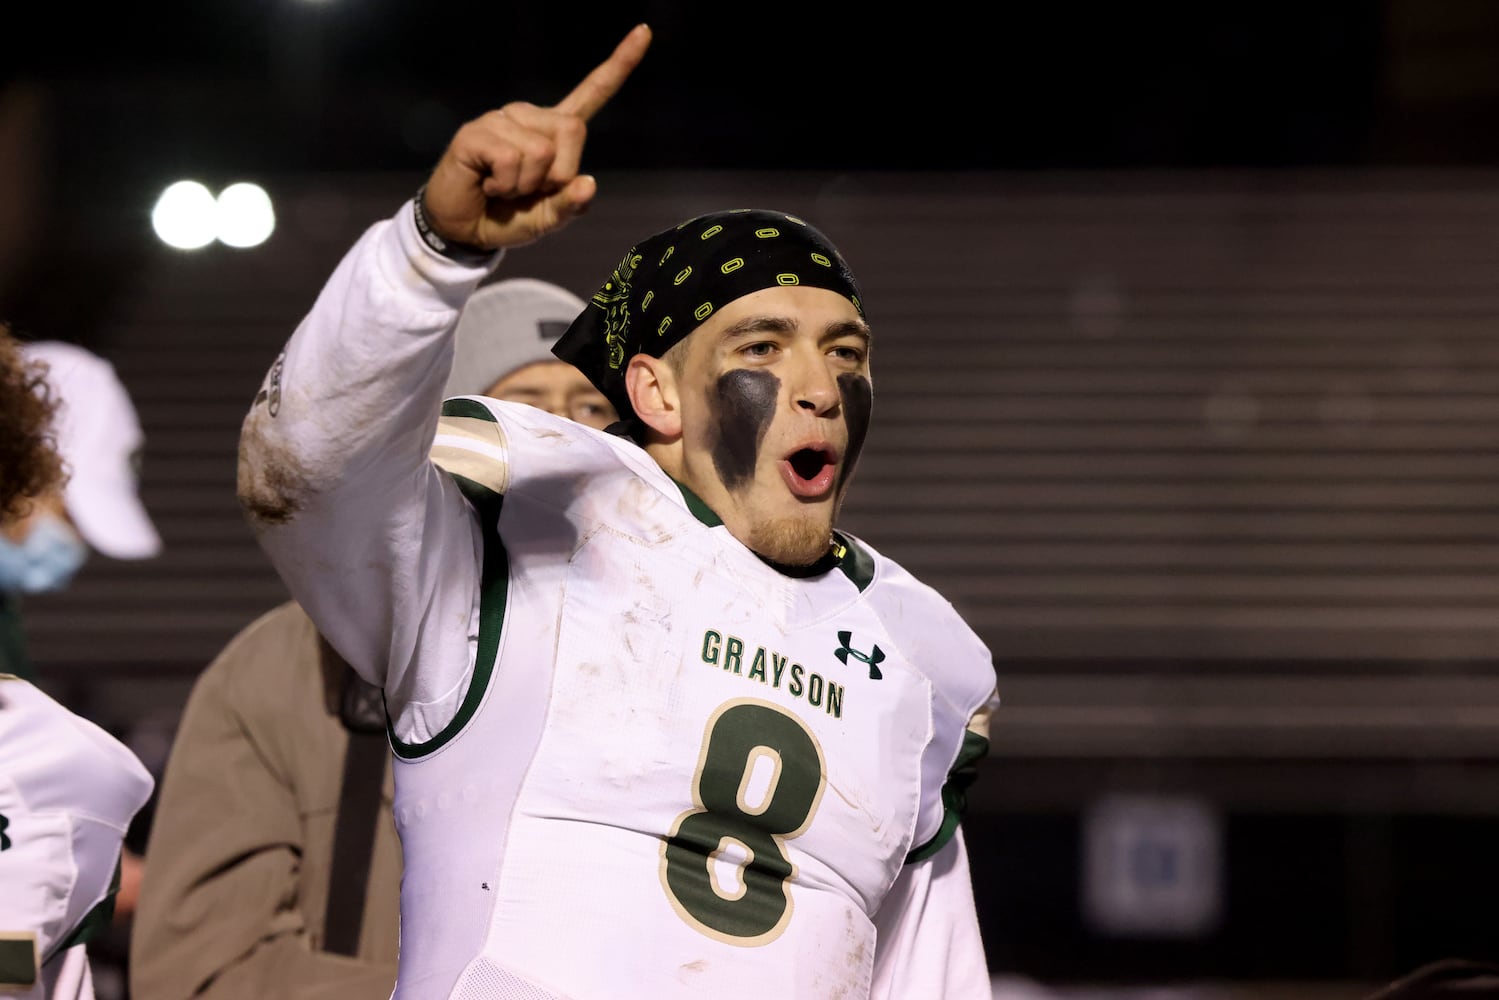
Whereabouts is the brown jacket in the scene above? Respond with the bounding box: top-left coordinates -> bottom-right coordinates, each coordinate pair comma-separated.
130,601 -> 400,999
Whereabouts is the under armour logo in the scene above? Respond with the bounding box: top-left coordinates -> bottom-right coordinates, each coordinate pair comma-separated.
834,631 -> 884,680
0,813 -> 10,851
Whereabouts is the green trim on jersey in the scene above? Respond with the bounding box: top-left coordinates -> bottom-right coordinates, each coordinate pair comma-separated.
905,728 -> 989,864
52,855 -> 121,960
389,470 -> 509,759
831,533 -> 876,592
672,479 -> 723,527
440,397 -> 498,422
672,480 -> 876,591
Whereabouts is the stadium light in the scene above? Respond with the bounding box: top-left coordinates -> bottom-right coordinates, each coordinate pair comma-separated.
216,183 -> 276,248
150,180 -> 277,250
151,181 -> 218,250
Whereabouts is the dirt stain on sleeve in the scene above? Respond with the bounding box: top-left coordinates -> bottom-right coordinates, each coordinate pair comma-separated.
236,418 -> 315,527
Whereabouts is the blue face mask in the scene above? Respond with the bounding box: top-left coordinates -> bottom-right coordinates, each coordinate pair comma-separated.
0,513 -> 89,594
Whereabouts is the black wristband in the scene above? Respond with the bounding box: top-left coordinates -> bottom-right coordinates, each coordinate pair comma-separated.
412,185 -> 496,265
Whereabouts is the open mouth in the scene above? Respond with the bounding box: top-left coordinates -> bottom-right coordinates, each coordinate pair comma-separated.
780,445 -> 838,498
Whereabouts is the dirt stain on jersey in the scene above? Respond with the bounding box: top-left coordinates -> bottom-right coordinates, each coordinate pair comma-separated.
620,609 -> 647,658
818,908 -> 869,999
236,422 -> 313,526
615,477 -> 679,544
826,778 -> 885,838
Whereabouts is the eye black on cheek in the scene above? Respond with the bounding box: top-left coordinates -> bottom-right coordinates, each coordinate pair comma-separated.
710,369 -> 779,489
838,374 -> 872,487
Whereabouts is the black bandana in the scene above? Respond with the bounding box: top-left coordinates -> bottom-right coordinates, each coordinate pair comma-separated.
552,208 -> 864,421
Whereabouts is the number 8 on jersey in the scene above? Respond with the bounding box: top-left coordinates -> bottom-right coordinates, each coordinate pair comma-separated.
659,699 -> 827,945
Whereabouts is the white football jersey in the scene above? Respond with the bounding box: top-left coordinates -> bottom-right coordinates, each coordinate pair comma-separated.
0,676 -> 154,1000
240,205 -> 1001,1000
381,398 -> 998,999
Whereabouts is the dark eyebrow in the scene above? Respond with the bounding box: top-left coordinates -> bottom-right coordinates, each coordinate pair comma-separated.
824,319 -> 871,345
720,314 -> 797,340
719,315 -> 871,343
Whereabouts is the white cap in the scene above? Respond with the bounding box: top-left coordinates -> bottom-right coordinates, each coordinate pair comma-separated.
443,277 -> 587,398
21,340 -> 162,559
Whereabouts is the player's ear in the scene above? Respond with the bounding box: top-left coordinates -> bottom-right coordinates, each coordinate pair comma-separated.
625,354 -> 680,438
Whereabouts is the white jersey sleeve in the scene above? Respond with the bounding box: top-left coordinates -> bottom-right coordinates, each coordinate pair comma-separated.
870,828 -> 991,1000
237,203 -> 499,736
855,549 -> 998,995
0,676 -> 153,1000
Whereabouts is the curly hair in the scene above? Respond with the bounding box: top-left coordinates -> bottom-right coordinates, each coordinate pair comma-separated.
0,324 -> 65,523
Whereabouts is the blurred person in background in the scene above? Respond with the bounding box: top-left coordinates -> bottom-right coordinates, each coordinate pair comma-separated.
0,328 -> 63,552
0,322 -> 155,1000
129,277 -> 616,1000
0,338 -> 163,998
1,338 -> 162,676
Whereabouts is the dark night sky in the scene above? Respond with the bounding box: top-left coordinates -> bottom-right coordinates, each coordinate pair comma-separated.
8,3 -> 1424,176
8,2 -> 1499,344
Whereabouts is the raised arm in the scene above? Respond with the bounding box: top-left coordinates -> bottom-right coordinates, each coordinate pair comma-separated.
235,26 -> 651,718
421,23 -> 653,252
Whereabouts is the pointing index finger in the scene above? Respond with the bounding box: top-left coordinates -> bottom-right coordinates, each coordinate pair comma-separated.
556,23 -> 653,121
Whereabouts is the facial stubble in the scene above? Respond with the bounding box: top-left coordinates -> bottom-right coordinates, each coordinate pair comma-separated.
706,369 -> 872,567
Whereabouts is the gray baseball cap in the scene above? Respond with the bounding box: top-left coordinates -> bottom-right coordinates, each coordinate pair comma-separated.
444,277 -> 587,398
